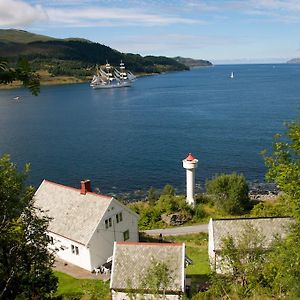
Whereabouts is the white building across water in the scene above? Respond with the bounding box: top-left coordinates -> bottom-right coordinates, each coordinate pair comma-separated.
34,179 -> 139,272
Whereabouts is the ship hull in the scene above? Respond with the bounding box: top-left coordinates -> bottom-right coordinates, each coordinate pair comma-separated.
91,81 -> 131,89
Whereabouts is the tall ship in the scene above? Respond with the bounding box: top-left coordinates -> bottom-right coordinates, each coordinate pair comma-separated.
90,61 -> 136,89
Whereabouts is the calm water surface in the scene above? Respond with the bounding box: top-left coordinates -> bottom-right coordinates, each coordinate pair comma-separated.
0,64 -> 299,197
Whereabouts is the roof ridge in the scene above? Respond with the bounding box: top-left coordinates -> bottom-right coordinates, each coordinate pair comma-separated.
212,216 -> 293,221
43,179 -> 113,200
116,241 -> 184,247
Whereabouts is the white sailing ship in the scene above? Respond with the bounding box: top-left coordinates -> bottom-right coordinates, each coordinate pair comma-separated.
90,61 -> 136,89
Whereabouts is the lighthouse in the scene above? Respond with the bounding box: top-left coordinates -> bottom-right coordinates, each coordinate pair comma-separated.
182,153 -> 198,206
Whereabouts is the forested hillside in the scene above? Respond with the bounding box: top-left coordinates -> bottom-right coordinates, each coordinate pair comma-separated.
0,29 -> 190,83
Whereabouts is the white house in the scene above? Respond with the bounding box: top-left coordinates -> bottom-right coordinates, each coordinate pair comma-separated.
34,179 -> 139,272
110,241 -> 186,300
208,217 -> 294,273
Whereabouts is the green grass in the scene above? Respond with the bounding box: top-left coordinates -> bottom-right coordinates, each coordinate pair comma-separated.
163,233 -> 211,276
54,271 -> 110,299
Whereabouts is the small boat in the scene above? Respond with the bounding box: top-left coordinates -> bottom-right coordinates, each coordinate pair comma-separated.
230,72 -> 234,79
13,96 -> 21,100
90,61 -> 135,89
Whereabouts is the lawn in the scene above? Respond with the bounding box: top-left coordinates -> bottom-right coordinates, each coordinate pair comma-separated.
164,233 -> 211,276
54,271 -> 110,299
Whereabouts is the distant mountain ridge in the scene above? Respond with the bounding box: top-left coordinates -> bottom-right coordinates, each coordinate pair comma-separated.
174,56 -> 212,67
287,58 -> 300,64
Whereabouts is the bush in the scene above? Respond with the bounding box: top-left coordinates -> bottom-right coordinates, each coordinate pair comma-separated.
195,193 -> 211,205
251,196 -> 291,217
193,204 -> 207,221
205,173 -> 250,214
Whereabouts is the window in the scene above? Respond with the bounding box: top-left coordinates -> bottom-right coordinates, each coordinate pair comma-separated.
123,230 -> 130,241
116,212 -> 123,223
71,244 -> 79,255
47,235 -> 54,245
105,217 -> 112,229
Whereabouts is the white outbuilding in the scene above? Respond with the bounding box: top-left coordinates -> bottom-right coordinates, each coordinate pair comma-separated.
208,216 -> 294,273
34,179 -> 139,272
110,241 -> 186,300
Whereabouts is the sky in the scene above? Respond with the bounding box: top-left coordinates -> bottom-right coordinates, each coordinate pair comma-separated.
0,0 -> 300,64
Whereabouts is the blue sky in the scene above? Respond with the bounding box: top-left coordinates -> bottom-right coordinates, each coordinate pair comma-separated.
1,0 -> 300,64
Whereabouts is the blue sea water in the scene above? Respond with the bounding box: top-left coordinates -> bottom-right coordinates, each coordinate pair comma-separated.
0,64 -> 299,197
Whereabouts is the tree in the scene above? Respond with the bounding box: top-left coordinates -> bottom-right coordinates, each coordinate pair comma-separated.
205,173 -> 250,214
261,111 -> 300,297
206,225 -> 270,299
0,154 -> 57,299
263,111 -> 300,220
161,184 -> 176,197
220,225 -> 266,289
147,186 -> 158,206
0,58 -> 40,95
141,260 -> 173,298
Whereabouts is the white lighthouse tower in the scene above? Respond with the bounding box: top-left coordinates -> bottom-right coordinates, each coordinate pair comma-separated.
182,153 -> 198,206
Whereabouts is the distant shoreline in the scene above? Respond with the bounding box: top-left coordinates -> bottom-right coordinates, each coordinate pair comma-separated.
0,72 -> 159,91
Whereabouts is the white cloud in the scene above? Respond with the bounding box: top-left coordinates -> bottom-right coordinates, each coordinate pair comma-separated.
45,7 -> 201,27
0,0 -> 48,27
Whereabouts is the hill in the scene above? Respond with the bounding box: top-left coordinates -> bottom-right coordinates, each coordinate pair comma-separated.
287,58 -> 300,64
0,29 -> 56,44
0,29 -> 190,86
174,56 -> 212,67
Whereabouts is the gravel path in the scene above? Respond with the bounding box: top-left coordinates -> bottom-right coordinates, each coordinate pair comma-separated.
142,223 -> 208,236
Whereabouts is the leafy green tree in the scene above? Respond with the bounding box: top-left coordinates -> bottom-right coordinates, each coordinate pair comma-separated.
263,111 -> 300,220
205,173 -> 250,214
161,184 -> 176,196
147,186 -> 158,206
260,223 -> 300,299
141,260 -> 173,298
261,112 -> 300,298
0,58 -> 40,95
203,225 -> 269,299
0,154 -> 57,299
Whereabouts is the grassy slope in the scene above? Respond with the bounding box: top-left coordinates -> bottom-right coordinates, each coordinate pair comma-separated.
0,29 -> 56,44
164,233 -> 210,276
54,271 -> 110,299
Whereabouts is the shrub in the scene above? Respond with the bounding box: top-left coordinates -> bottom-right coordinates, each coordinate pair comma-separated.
193,204 -> 207,221
205,173 -> 250,214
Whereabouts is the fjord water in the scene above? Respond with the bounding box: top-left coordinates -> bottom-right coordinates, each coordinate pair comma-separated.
0,64 -> 299,196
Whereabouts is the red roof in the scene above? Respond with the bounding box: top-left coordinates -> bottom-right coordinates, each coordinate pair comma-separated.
43,180 -> 112,200
186,153 -> 196,161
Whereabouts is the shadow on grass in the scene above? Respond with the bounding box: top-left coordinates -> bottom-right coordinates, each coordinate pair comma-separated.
187,274 -> 211,297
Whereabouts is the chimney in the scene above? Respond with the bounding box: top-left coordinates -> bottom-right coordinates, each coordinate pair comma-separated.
80,179 -> 91,195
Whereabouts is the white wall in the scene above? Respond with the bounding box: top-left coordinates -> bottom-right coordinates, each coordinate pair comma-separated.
208,218 -> 215,271
88,199 -> 139,270
48,232 -> 92,271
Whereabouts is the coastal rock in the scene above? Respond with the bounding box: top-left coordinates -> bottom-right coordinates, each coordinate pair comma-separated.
162,212 -> 192,226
